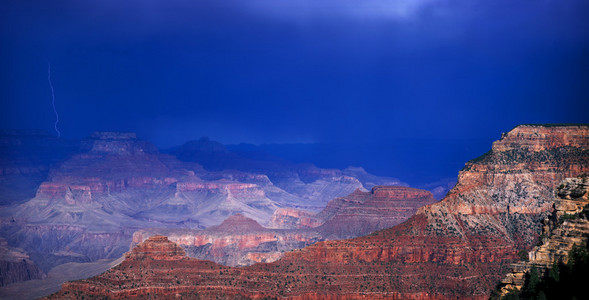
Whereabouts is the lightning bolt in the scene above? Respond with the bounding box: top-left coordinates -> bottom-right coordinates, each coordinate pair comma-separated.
47,62 -> 61,137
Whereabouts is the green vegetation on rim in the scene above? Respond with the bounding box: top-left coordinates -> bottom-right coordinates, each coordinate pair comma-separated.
499,242 -> 589,300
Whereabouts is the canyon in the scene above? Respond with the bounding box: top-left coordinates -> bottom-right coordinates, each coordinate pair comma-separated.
45,124 -> 589,298
0,130 -> 409,294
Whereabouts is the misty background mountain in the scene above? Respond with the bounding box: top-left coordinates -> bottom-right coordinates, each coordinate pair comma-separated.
226,138 -> 490,191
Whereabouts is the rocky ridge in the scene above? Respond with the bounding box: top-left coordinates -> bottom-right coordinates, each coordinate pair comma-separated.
133,186 -> 436,267
45,236 -> 235,299
47,125 -> 589,299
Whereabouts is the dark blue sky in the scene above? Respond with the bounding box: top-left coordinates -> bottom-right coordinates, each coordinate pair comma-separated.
1,0 -> 588,184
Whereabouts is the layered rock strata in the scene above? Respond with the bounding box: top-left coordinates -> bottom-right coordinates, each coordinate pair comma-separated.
135,186 -> 436,267
269,186 -> 436,235
169,137 -> 407,210
316,186 -> 437,238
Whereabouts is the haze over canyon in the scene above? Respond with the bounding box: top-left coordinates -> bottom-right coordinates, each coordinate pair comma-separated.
0,124 -> 587,299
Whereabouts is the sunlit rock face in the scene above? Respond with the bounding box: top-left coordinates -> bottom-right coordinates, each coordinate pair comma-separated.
499,174 -> 589,295
433,125 -> 589,250
269,186 -> 436,234
46,125 -> 589,299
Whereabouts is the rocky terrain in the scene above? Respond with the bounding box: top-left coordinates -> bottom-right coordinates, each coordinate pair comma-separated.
133,186 -> 436,267
45,125 -> 589,299
0,131 -> 405,292
499,174 -> 589,295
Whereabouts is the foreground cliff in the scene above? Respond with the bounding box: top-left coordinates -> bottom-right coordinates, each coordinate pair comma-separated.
498,174 -> 589,296
47,125 -> 589,298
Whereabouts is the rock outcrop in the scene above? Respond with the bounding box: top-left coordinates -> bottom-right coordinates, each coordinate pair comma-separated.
46,124 -> 589,299
45,236 -> 235,299
499,175 -> 589,295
